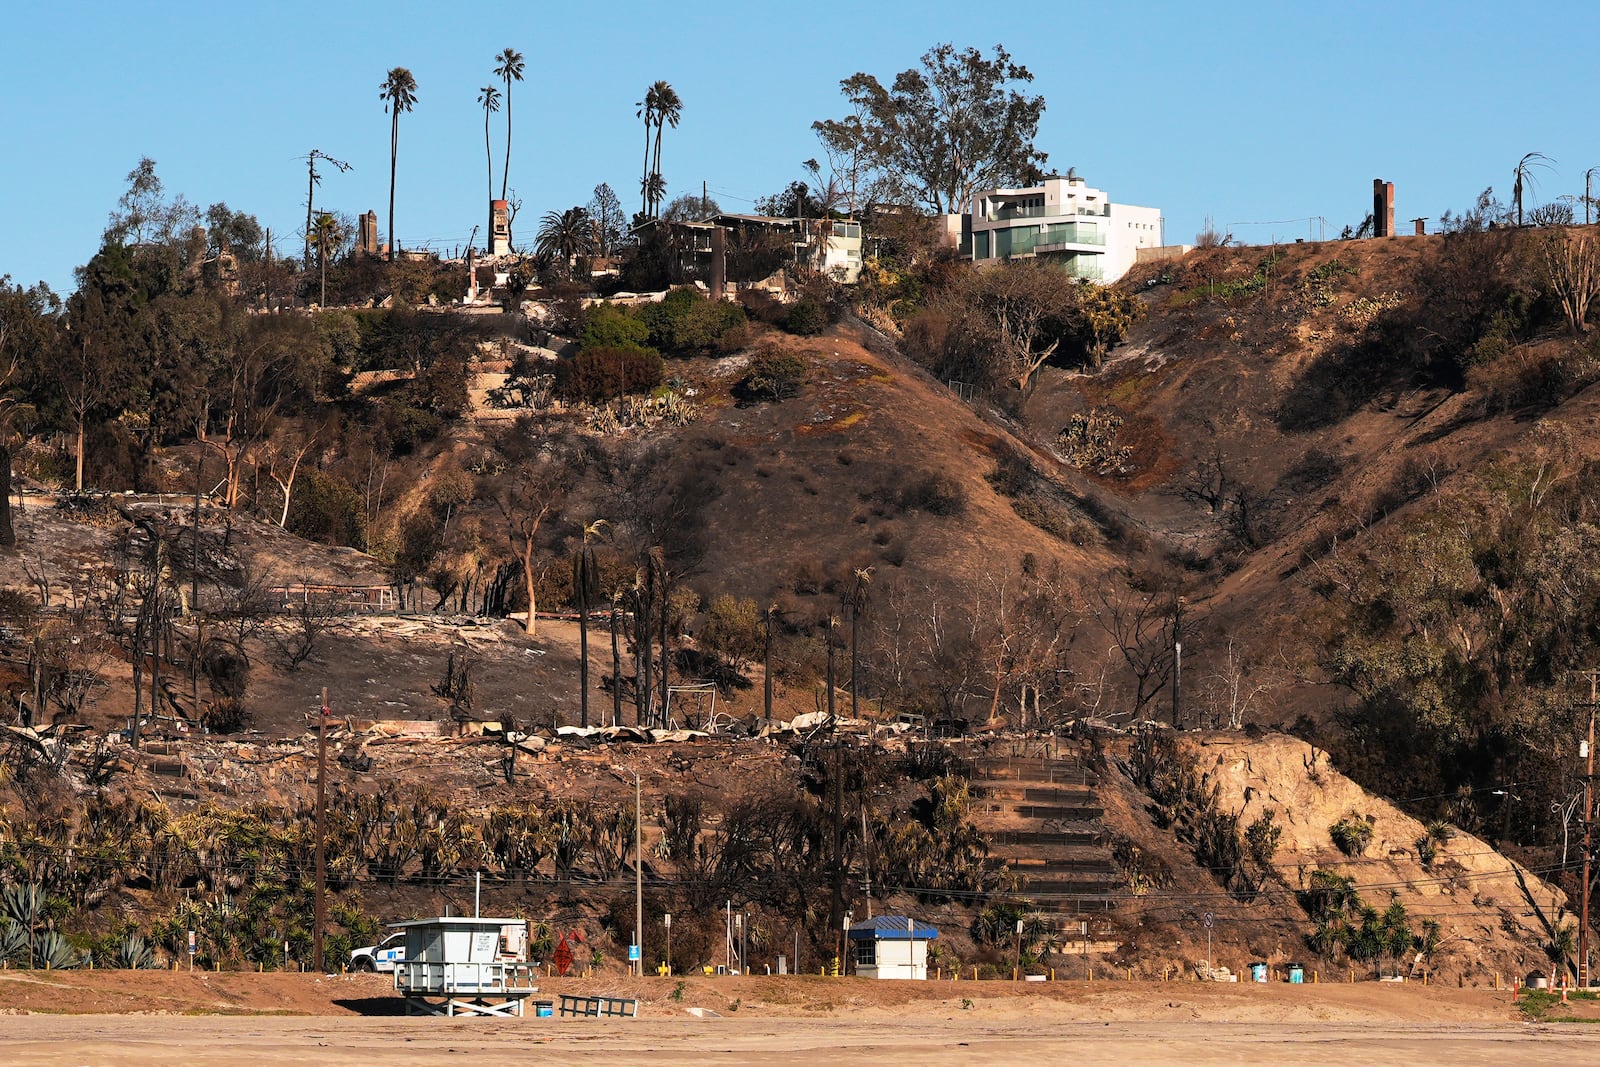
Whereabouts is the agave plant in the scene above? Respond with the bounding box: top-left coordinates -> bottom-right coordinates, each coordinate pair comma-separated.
33,930 -> 81,970
2,882 -> 45,927
113,932 -> 158,969
0,919 -> 28,964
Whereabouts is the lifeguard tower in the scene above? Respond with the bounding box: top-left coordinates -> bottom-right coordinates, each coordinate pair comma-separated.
392,916 -> 538,1017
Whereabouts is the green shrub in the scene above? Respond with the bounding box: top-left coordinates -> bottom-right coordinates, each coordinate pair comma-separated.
738,350 -> 807,401
1329,814 -> 1374,857
581,303 -> 653,352
640,288 -> 747,355
554,347 -> 664,403
783,299 -> 830,336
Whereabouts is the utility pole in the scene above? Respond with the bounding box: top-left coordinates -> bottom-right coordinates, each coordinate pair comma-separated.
634,771 -> 644,977
655,550 -> 669,729
763,606 -> 774,723
313,686 -> 329,972
302,149 -> 352,268
1579,669 -> 1599,987
1172,595 -> 1184,729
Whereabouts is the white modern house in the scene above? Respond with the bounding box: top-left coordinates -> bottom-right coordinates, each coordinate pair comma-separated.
964,172 -> 1163,282
848,915 -> 939,980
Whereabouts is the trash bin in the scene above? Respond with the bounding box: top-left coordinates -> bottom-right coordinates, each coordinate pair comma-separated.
1287,964 -> 1304,984
534,1000 -> 554,1017
1250,962 -> 1268,983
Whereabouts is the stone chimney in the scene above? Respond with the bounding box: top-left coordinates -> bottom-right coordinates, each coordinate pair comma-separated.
1372,179 -> 1395,238
357,211 -> 380,257
490,200 -> 511,256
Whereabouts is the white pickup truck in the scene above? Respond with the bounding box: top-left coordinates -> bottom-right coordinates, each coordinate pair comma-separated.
348,931 -> 406,973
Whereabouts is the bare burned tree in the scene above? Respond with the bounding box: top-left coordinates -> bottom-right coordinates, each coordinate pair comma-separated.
270,588 -> 340,671
1090,570 -> 1181,724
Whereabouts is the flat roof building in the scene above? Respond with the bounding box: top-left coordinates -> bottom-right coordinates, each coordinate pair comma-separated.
965,173 -> 1162,282
848,915 -> 939,980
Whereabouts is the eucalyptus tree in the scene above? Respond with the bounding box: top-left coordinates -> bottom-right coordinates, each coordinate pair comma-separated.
0,278 -> 54,545
493,48 -> 525,202
379,67 -> 418,262
820,43 -> 1047,214
478,85 -> 501,203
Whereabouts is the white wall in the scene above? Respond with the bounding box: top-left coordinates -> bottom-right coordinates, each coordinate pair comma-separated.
856,938 -> 930,980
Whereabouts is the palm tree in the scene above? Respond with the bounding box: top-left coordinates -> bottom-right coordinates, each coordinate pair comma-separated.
639,173 -> 666,221
493,48 -> 524,202
308,211 -> 344,307
379,67 -> 418,262
637,88 -> 657,217
1513,151 -> 1553,227
477,85 -> 501,203
648,81 -> 682,218
535,207 -> 595,275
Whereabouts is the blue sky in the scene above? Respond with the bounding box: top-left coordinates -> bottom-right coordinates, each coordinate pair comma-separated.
4,0 -> 1597,294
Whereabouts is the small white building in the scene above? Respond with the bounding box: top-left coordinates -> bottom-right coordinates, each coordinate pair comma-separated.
848,915 -> 939,980
964,172 -> 1163,282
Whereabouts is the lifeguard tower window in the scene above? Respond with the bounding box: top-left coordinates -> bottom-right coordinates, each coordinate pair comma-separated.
854,941 -> 876,967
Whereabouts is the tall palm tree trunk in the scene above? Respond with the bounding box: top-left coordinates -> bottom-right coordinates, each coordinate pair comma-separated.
501,87 -> 512,202
641,110 -> 653,216
652,119 -> 665,216
484,108 -> 494,202
388,109 -> 399,261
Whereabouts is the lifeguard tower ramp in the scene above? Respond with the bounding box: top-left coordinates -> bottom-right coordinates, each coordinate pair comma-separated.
392,916 -> 537,1017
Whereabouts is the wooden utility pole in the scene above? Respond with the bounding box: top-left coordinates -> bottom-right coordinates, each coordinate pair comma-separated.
634,772 -> 644,976
1172,595 -> 1184,729
313,686 -> 329,972
763,606 -> 774,723
1580,670 -> 1598,987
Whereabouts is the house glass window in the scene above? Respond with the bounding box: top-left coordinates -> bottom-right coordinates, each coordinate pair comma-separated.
854,940 -> 876,966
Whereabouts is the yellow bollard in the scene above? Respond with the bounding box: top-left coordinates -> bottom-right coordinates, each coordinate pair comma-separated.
1050,968 -> 1055,982
1127,968 -> 1132,982
973,966 -> 978,981
1312,971 -> 1318,984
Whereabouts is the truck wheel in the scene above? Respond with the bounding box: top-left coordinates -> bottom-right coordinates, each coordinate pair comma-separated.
353,957 -> 376,973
